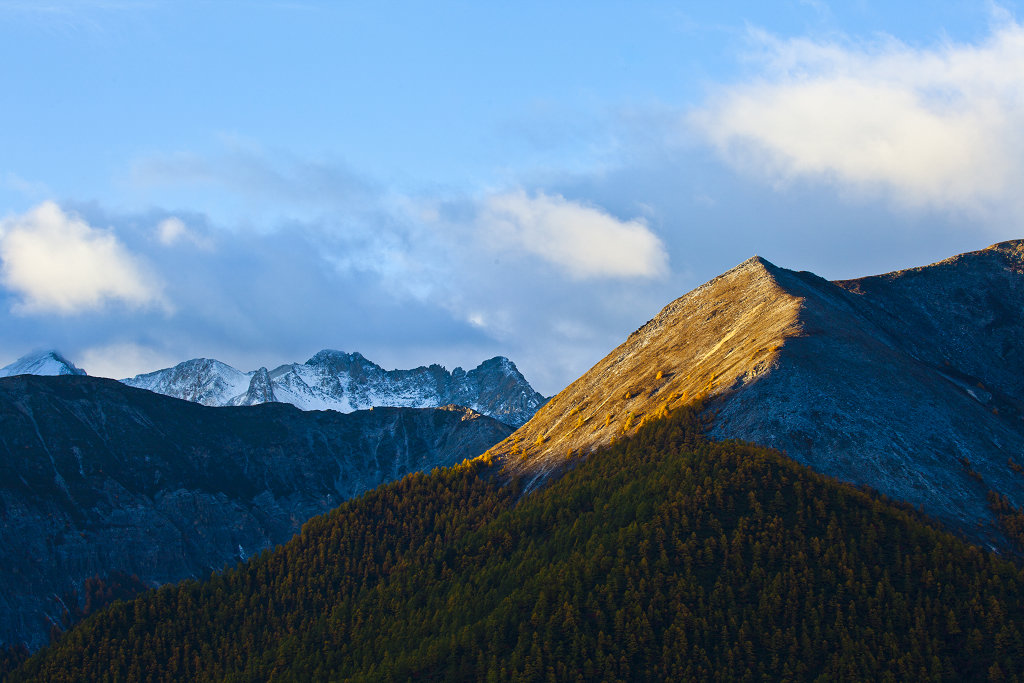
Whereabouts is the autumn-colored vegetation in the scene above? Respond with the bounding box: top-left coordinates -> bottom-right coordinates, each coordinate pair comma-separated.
989,490 -> 1024,554
11,405 -> 1024,681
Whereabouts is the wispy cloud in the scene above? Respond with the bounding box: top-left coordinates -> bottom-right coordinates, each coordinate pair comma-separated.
1,172 -> 53,201
78,341 -> 179,379
156,216 -> 213,250
0,0 -> 158,34
131,142 -> 375,213
0,202 -> 168,314
691,17 -> 1024,218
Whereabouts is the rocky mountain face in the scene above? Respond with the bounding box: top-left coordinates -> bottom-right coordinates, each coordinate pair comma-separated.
0,374 -> 512,650
123,351 -> 545,427
488,240 -> 1024,547
0,351 -> 85,378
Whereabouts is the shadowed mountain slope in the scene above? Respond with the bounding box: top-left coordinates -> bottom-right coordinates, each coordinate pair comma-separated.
488,241 -> 1024,544
0,375 -> 511,650
12,406 -> 1024,681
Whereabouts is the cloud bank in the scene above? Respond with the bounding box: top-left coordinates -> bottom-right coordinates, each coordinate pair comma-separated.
691,19 -> 1024,216
0,201 -> 166,314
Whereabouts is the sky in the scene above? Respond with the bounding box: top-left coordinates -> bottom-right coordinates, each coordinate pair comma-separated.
1,1 -> 1023,395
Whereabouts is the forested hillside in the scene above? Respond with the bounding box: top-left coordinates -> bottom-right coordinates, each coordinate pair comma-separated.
12,405 -> 1024,681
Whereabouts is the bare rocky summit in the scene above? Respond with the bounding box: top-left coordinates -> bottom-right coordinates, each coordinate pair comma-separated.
487,241 -> 1024,547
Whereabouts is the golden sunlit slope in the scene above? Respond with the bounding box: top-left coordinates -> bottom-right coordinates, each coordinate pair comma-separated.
485,256 -> 805,483
486,242 -> 1024,546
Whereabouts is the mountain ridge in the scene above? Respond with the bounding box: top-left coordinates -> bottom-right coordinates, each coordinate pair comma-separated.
489,254 -> 803,481
123,350 -> 545,427
487,240 -> 1024,544
3,349 -> 546,427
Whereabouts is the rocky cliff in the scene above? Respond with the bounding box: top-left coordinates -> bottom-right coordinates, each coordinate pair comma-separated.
0,375 -> 512,650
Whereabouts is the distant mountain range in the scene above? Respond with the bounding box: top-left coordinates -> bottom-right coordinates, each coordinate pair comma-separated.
1,350 -> 546,427
0,375 -> 512,650
122,351 -> 545,427
489,240 -> 1024,548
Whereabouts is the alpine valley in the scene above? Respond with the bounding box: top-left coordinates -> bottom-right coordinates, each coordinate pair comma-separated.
8,241 -> 1024,681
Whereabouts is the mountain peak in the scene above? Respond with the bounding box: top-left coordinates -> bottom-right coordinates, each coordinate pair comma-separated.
122,358 -> 250,406
475,356 -> 521,378
487,254 -> 804,479
122,349 -> 545,426
0,350 -> 87,378
490,241 -> 1024,545
716,254 -> 780,279
739,254 -> 775,269
307,349 -> 370,364
234,367 -> 278,406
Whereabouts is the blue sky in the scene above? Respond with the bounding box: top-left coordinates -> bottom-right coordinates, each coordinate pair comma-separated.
1,0 -> 1022,394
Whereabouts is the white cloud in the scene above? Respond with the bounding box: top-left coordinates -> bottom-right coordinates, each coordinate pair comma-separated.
477,190 -> 668,279
78,342 -> 178,379
156,216 -> 212,249
691,20 -> 1024,216
157,216 -> 187,245
0,201 -> 167,314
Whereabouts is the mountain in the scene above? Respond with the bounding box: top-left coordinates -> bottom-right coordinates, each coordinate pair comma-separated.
0,374 -> 512,651
118,357 -> 249,406
123,351 -> 546,427
487,241 -> 1024,546
0,350 -> 86,378
13,404 -> 1024,681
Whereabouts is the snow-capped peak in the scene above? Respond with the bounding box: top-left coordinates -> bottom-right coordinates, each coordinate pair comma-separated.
0,350 -> 87,378
117,349 -> 546,426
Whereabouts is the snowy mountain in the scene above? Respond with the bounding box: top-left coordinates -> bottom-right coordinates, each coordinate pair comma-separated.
123,350 -> 545,427
120,357 -> 251,406
0,350 -> 86,378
